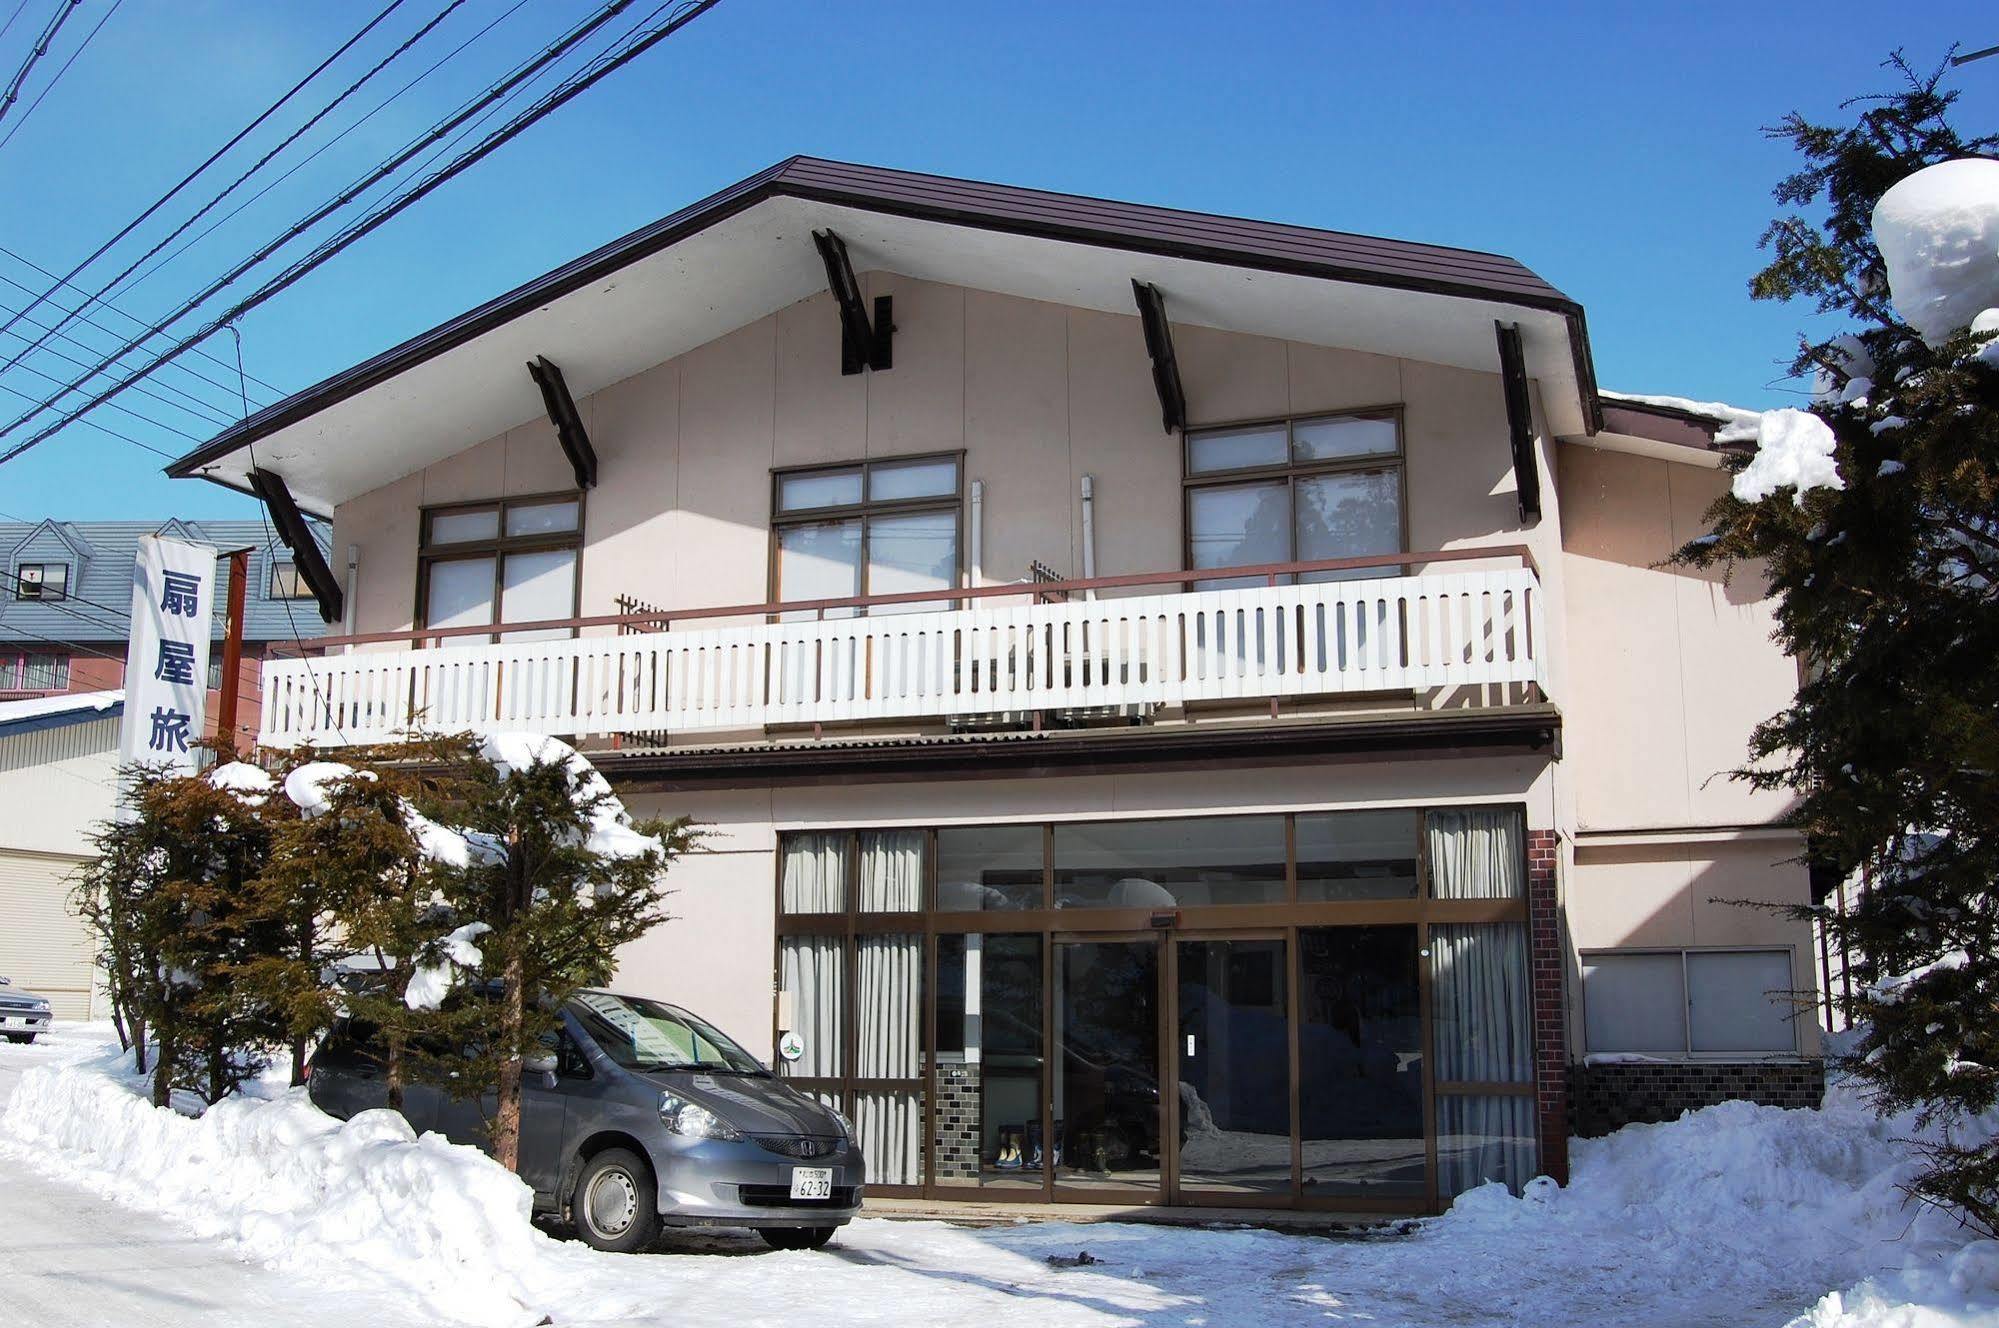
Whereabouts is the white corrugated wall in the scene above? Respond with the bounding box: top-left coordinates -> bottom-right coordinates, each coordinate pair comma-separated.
0,713 -> 118,1021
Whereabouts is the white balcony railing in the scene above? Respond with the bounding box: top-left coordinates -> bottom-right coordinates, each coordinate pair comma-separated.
258,553 -> 1544,749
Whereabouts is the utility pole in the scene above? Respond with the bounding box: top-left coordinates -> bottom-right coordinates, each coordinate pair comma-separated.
214,547 -> 253,756
1952,43 -> 1999,67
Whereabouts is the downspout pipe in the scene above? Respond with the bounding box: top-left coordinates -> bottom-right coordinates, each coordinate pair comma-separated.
1080,474 -> 1097,601
968,480 -> 984,589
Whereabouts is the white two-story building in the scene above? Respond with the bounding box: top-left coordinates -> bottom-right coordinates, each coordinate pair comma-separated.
168,158 -> 1817,1215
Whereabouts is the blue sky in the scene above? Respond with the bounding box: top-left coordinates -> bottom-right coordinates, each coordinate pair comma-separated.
0,0 -> 1992,521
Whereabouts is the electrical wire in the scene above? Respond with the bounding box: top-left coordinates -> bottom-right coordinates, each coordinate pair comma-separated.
0,0 -> 79,130
0,242 -> 282,401
0,0 -> 120,151
116,0 -> 531,305
0,0 -> 640,446
0,376 -> 173,457
0,298 -> 235,426
0,0 -> 33,45
0,0 -> 724,464
0,0 -> 457,375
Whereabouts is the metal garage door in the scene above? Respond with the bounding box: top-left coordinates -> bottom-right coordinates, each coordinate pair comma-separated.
0,850 -> 96,1020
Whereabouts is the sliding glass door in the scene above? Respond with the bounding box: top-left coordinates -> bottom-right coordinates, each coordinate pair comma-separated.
1174,936 -> 1292,1197
1053,937 -> 1163,1195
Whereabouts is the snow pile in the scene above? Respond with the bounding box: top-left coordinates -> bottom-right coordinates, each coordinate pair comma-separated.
1729,407 -> 1846,506
282,759 -> 374,816
1435,1070 -> 1999,1328
405,921 -> 490,1011
1874,159 -> 1999,347
478,731 -> 663,863
0,1059 -> 632,1326
207,761 -> 274,805
1600,389 -> 1766,433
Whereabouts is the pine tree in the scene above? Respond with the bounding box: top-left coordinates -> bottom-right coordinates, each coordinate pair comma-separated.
424,734 -> 690,1172
75,764 -> 288,1106
1676,52 -> 1999,1230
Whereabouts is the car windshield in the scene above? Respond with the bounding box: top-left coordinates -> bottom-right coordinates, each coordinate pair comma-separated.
569,991 -> 766,1074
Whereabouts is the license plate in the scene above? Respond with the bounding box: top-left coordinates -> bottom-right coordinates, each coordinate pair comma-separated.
789,1166 -> 833,1200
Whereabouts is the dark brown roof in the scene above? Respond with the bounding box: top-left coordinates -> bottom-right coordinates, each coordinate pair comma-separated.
168,157 -> 1593,481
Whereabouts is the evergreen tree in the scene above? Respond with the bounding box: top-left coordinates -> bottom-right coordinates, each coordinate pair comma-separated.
425,734 -> 689,1173
1676,53 -> 1999,1230
75,764 -> 287,1106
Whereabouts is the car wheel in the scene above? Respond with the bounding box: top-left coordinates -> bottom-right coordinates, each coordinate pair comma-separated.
571,1148 -> 660,1254
758,1226 -> 835,1252
2,1034 -> 28,1044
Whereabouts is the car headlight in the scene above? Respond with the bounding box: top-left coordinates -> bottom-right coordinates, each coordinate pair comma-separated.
827,1105 -> 855,1141
29,999 -> 47,1011
658,1091 -> 742,1141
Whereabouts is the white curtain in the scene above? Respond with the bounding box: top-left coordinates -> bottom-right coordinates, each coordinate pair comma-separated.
782,832 -> 847,913
1430,922 -> 1531,1083
857,1091 -> 922,1187
857,933 -> 922,1185
859,831 -> 925,912
1429,807 -> 1525,899
779,936 -> 844,1080
1438,1094 -> 1536,1198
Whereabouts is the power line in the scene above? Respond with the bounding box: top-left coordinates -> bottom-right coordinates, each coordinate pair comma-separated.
117,0 -> 532,307
0,242 -> 283,401
0,0 -> 33,45
0,377 -> 174,458
0,350 -> 208,441
0,0 -> 118,151
0,0 -> 409,370
0,297 -> 236,427
0,0 -> 79,130
0,0 -> 714,458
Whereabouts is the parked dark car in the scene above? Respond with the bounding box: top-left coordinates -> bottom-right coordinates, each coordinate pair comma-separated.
0,976 -> 52,1043
308,989 -> 864,1253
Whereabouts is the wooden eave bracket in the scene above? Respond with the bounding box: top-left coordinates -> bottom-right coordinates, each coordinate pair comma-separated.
1495,320 -> 1542,522
526,355 -> 598,489
248,468 -> 343,623
1132,279 -> 1187,435
811,229 -> 892,375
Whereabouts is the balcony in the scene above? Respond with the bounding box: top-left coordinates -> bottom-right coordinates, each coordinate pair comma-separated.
258,548 -> 1547,751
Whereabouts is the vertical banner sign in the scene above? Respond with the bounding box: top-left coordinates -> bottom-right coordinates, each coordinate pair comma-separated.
117,535 -> 218,776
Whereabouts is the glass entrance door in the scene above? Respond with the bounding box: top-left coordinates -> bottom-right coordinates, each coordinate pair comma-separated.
1052,937 -> 1163,1195
1173,936 -> 1292,1198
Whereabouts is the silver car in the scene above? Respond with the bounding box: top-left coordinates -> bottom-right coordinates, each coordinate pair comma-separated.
0,977 -> 52,1043
308,989 -> 865,1253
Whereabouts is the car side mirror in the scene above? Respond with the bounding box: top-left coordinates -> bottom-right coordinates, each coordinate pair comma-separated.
523,1051 -> 558,1076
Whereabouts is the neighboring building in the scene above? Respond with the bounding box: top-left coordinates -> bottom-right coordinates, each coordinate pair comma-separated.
0,519 -> 334,750
164,159 -> 1817,1213
0,690 -> 121,1019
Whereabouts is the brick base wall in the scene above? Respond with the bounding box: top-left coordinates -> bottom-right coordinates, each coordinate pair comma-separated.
932,1060 -> 982,1179
1569,1060 -> 1826,1138
1526,829 -> 1569,1184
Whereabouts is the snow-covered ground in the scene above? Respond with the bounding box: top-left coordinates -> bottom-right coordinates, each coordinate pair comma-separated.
3,1026 -> 1997,1328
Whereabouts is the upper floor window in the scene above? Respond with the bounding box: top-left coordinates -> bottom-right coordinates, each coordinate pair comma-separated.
267,560 -> 314,600
14,562 -> 68,601
0,651 -> 69,690
1184,411 -> 1403,587
771,454 -> 961,617
418,494 -> 581,644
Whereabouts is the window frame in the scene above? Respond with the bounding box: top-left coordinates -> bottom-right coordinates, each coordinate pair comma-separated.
266,558 -> 314,601
768,451 -> 966,608
774,802 -> 1534,1210
1181,408 -> 1408,580
413,491 -> 585,643
13,561 -> 69,602
1580,945 -> 1800,1059
0,650 -> 70,691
